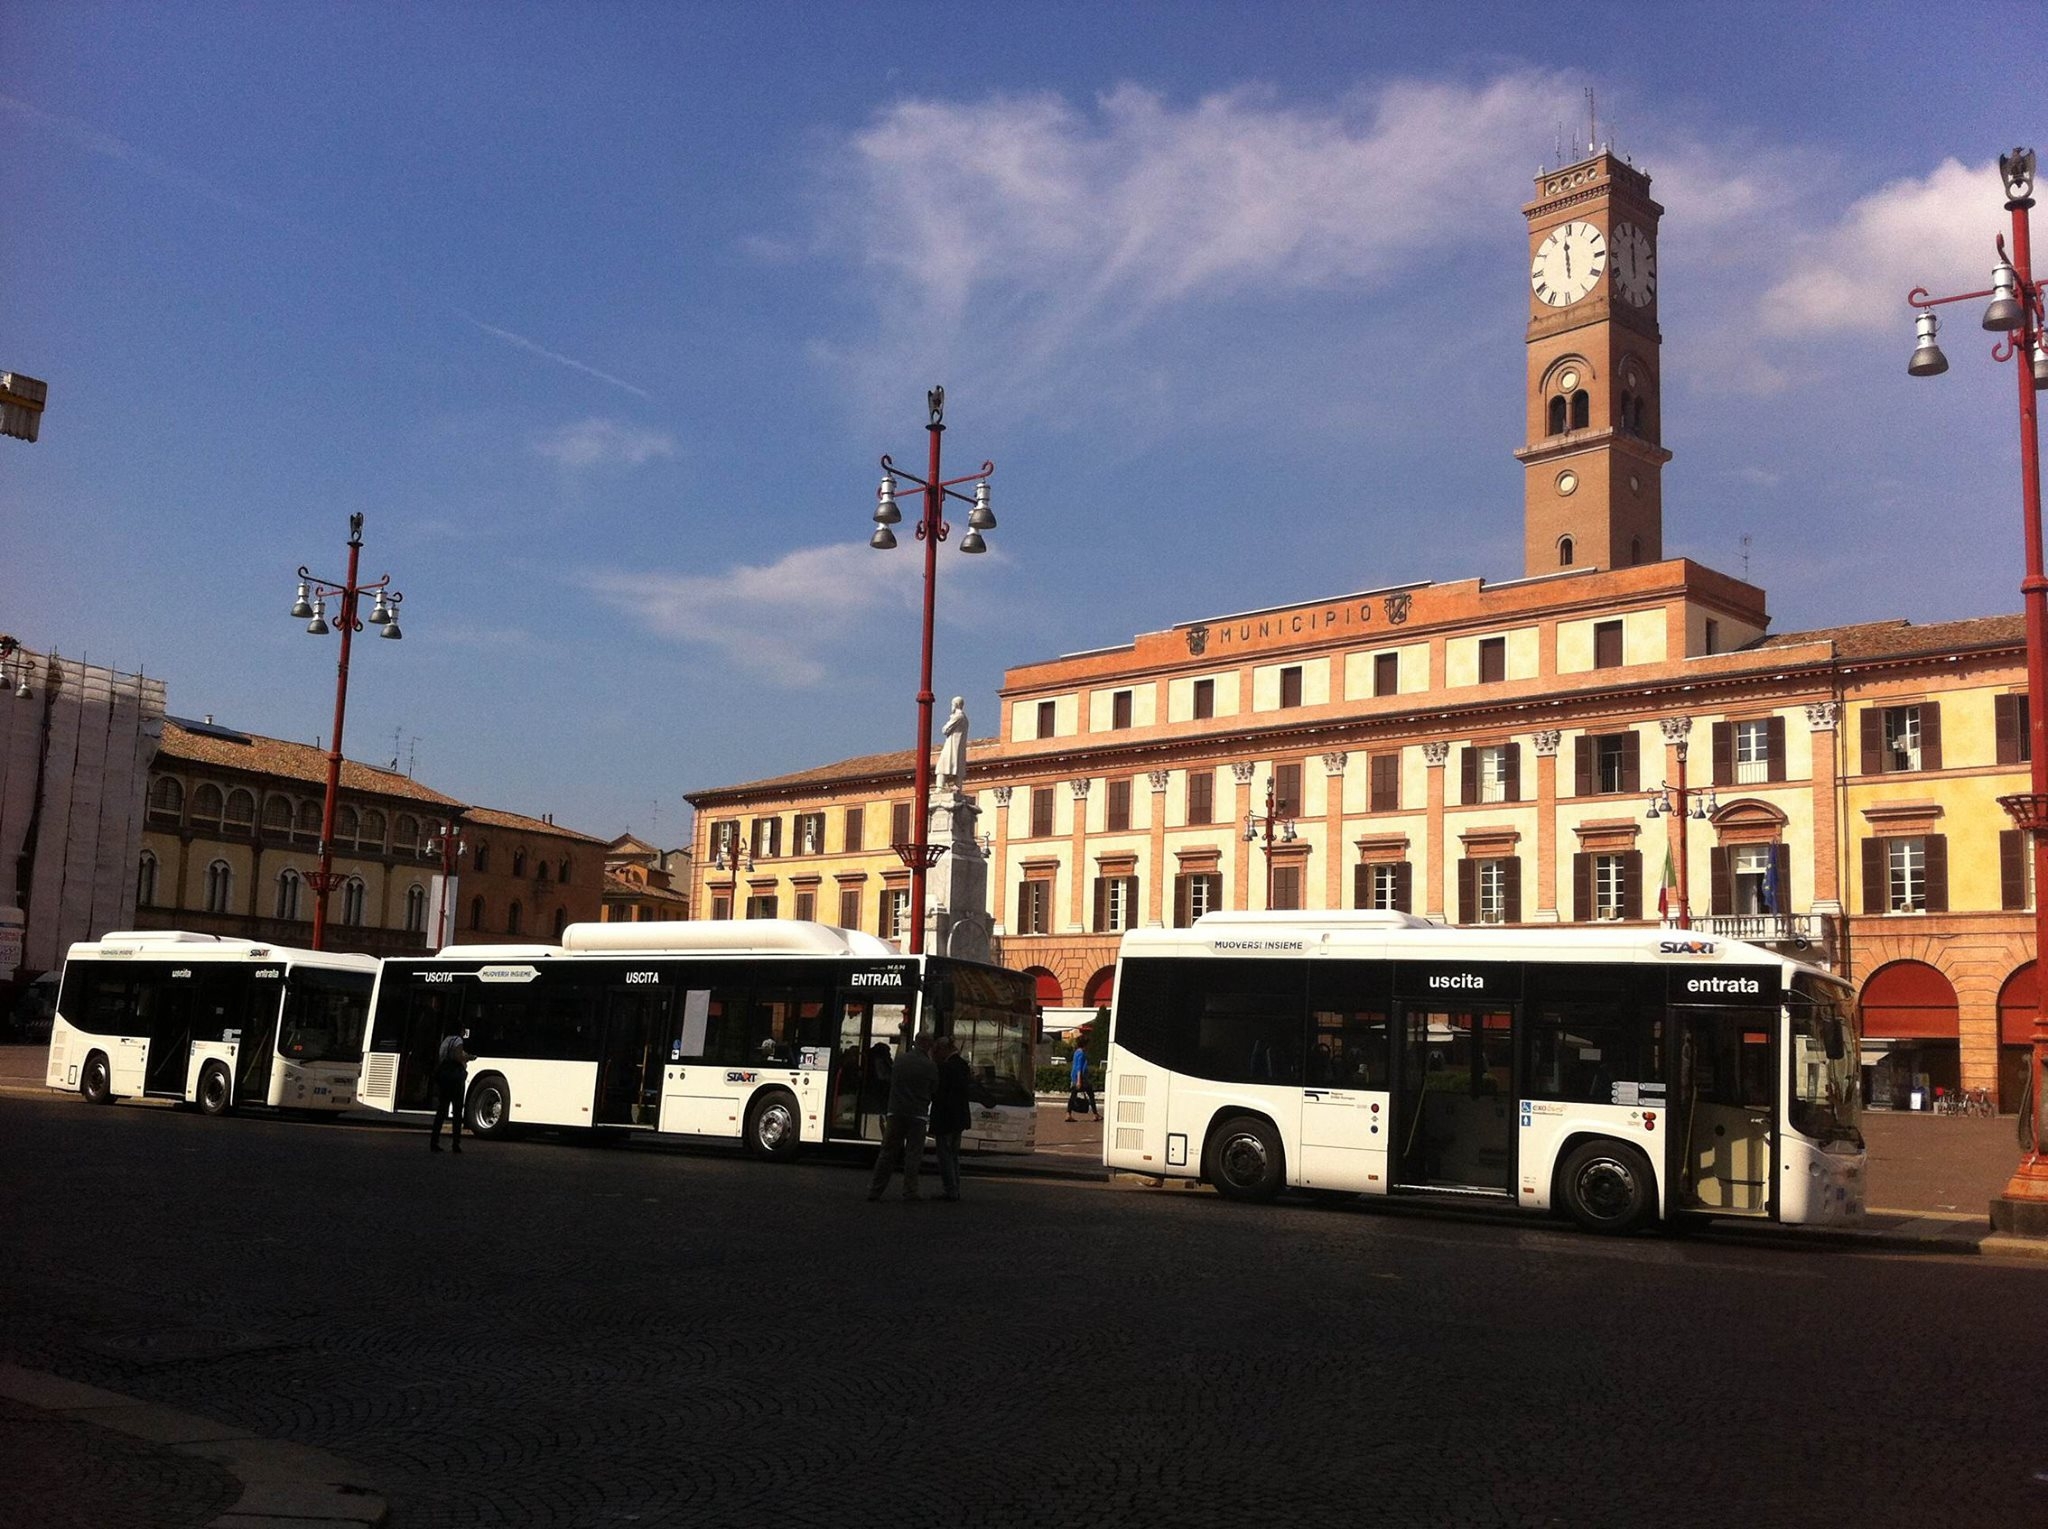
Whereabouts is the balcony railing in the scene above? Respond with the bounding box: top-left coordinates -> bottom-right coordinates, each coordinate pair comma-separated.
1687,913 -> 1828,949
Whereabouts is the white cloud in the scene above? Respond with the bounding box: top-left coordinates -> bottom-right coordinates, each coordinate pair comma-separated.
532,418 -> 677,469
580,541 -> 1005,686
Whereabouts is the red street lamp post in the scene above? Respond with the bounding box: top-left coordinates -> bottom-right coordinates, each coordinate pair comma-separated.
1905,148 -> 2048,1232
424,821 -> 465,950
868,386 -> 996,954
1645,717 -> 1718,930
289,513 -> 405,951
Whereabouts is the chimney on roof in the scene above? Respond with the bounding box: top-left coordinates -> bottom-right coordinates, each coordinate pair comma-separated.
204,714 -> 213,724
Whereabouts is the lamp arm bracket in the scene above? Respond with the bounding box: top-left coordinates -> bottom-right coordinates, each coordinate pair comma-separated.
1906,285 -> 1996,310
936,461 -> 997,498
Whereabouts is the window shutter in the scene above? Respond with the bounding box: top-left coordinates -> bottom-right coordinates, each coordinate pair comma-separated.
1620,732 -> 1641,793
1861,838 -> 1886,915
1352,864 -> 1370,909
1093,878 -> 1108,932
1766,716 -> 1787,782
1997,695 -> 2022,765
1574,736 -> 1593,796
1392,862 -> 1412,912
1572,853 -> 1591,922
1860,709 -> 1882,775
1711,847 -> 1732,916
1504,743 -> 1521,803
1712,722 -> 1733,786
1457,860 -> 1475,924
1920,703 -> 1942,772
1460,747 -> 1477,806
1772,843 -> 1792,914
2002,829 -> 2027,910
1504,858 -> 1522,923
1924,834 -> 1948,912
1372,753 -> 1399,812
1621,850 -> 1643,921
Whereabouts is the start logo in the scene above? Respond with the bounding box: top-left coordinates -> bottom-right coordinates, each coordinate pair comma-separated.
1657,939 -> 1719,957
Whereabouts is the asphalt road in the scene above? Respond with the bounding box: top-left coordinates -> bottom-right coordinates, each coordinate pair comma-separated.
3,1092 -> 2045,1528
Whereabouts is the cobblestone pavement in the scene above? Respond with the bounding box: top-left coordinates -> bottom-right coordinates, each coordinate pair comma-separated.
3,1089 -> 2047,1528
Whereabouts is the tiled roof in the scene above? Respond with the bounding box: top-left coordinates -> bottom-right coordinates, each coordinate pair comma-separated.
693,738 -> 1003,800
462,805 -> 609,845
1756,613 -> 2023,662
159,718 -> 465,806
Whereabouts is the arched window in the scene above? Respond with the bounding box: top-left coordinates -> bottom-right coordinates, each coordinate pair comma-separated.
148,776 -> 184,822
204,860 -> 233,914
295,800 -> 321,843
224,789 -> 256,831
1632,397 -> 1648,434
537,860 -> 550,886
1082,966 -> 1117,1007
1558,536 -> 1575,568
559,858 -> 572,884
1547,396 -> 1567,435
335,806 -> 359,850
1629,535 -> 1644,565
469,895 -> 486,931
137,851 -> 158,907
394,814 -> 420,854
512,849 -> 528,878
1569,389 -> 1590,430
554,906 -> 568,936
341,876 -> 367,926
190,783 -> 225,828
263,794 -> 294,836
474,843 -> 491,873
276,869 -> 301,921
358,810 -> 386,852
405,883 -> 428,934
507,900 -> 524,935
1619,390 -> 1633,432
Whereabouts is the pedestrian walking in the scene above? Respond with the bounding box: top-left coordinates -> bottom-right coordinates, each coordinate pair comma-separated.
867,1033 -> 938,1201
1067,1043 -> 1101,1122
430,1028 -> 472,1153
930,1035 -> 973,1202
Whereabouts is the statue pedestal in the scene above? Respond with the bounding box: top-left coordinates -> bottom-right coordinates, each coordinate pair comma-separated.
928,789 -> 992,963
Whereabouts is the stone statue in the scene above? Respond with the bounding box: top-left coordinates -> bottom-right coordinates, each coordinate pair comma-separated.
936,697 -> 968,792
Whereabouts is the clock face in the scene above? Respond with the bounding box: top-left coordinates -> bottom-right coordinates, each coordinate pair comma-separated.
1612,222 -> 1656,306
1532,221 -> 1607,307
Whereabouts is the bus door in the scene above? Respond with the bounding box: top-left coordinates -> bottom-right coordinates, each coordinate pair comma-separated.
140,967 -> 199,1096
1392,1006 -> 1517,1192
233,970 -> 285,1105
1672,1008 -> 1776,1217
1298,967 -> 1394,1191
830,999 -> 889,1142
596,983 -> 674,1127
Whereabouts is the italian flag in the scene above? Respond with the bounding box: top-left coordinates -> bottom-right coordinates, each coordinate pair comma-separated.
1657,846 -> 1676,919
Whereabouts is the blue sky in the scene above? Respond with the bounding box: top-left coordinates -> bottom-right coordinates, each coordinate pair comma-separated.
4,2 -> 2038,846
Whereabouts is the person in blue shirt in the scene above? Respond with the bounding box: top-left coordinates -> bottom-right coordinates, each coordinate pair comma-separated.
1066,1043 -> 1101,1123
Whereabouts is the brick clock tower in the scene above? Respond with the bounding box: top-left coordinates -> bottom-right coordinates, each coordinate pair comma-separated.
1514,151 -> 1673,577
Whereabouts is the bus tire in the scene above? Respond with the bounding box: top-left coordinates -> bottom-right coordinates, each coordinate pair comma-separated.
745,1089 -> 802,1162
465,1073 -> 512,1139
80,1053 -> 113,1106
196,1063 -> 233,1117
1208,1114 -> 1284,1203
1557,1139 -> 1654,1234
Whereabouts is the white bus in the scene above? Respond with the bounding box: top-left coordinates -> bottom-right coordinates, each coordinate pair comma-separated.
1103,912 -> 1865,1234
46,931 -> 378,1116
355,920 -> 1039,1157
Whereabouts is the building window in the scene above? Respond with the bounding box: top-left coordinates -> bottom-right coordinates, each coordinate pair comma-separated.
1036,700 -> 1057,739
1458,857 -> 1520,925
507,900 -> 523,935
554,907 -> 568,937
1715,717 -> 1785,785
137,851 -> 158,907
1997,694 -> 2032,765
751,819 -> 781,859
1629,535 -> 1643,565
1279,666 -> 1304,709
512,848 -> 528,878
1884,707 -> 1920,772
1186,771 -> 1214,825
263,794 -> 294,837
1274,761 -> 1303,818
1732,845 -> 1775,915
710,895 -> 732,921
1548,395 -> 1567,435
1030,787 -> 1055,838
1862,834 -> 1948,915
295,800 -> 321,844
1373,652 -> 1399,697
1888,838 -> 1925,913
470,895 -> 486,931
536,861 -> 550,886
843,807 -> 865,853
1559,536 -> 1574,568
357,808 -> 384,850
1593,620 -> 1624,669
1111,690 -> 1133,730
1106,778 -> 1133,832
1476,860 -> 1507,924
224,789 -> 256,832
474,843 -> 492,873
275,869 -> 301,921
1576,732 -> 1640,796
889,801 -> 912,846
1268,865 -> 1303,911
148,777 -> 184,824
1570,389 -> 1590,430
1370,753 -> 1400,812
794,890 -> 816,922
1734,719 -> 1771,783
2002,830 -> 2037,911
1856,700 -> 1951,775
189,783 -> 224,829
204,860 -> 233,915
1172,872 -> 1221,927
405,883 -> 427,933
341,876 -> 367,926
1703,618 -> 1719,655
1094,874 -> 1138,932
1592,855 -> 1627,920
1017,879 -> 1052,935
1478,637 -> 1506,685
1193,679 -> 1215,720
1353,862 -> 1411,912
838,888 -> 862,929
745,894 -> 778,919
884,889 -> 910,942
1467,744 -> 1516,805
796,813 -> 826,855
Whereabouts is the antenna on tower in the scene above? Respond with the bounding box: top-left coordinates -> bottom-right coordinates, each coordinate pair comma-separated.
1740,533 -> 1753,582
1554,120 -> 1564,169
1586,87 -> 1597,155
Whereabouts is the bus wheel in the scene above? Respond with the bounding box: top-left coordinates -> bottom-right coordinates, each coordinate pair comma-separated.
745,1089 -> 802,1161
465,1074 -> 512,1139
80,1054 -> 113,1106
196,1063 -> 233,1117
1209,1115 -> 1284,1203
1558,1140 -> 1653,1234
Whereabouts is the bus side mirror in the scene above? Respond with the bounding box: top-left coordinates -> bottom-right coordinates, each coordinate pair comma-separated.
1823,1022 -> 1845,1062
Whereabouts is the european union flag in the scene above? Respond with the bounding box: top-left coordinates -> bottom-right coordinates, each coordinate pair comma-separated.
1761,852 -> 1781,915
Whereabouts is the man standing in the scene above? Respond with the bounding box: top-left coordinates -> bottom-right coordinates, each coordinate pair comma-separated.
431,1028 -> 471,1153
867,1032 -> 938,1201
929,1035 -> 973,1202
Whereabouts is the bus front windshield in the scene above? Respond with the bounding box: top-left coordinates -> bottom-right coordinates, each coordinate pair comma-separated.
934,961 -> 1036,1107
1788,975 -> 1862,1148
280,969 -> 374,1065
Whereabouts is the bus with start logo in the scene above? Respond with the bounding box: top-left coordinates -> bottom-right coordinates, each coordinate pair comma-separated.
1103,911 -> 1863,1234
46,931 -> 377,1116
355,920 -> 1038,1158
